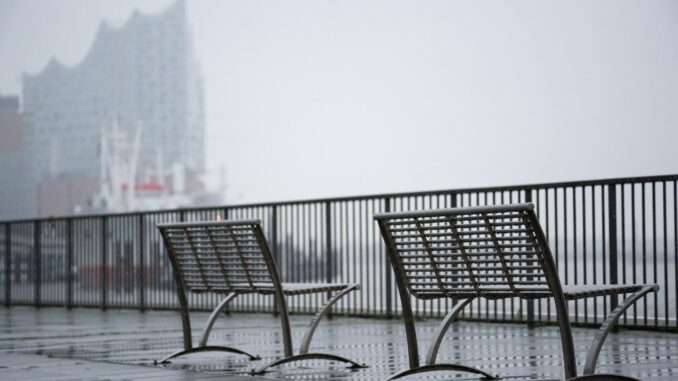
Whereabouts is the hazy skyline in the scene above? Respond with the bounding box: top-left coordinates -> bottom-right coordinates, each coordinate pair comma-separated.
1,0 -> 677,205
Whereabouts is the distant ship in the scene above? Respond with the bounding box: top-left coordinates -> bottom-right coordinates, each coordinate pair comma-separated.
86,115 -> 222,214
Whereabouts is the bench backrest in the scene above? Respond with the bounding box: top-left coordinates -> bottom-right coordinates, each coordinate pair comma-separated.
158,220 -> 280,294
375,203 -> 557,300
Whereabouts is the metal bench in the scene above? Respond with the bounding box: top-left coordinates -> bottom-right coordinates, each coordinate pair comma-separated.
156,219 -> 366,374
375,203 -> 658,381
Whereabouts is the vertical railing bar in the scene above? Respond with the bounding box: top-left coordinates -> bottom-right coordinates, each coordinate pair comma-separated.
443,194 -> 450,316
536,189 -> 542,322
642,183 -> 647,325
573,186 -> 579,323
437,194 -> 443,318
555,187 -> 562,323
525,189 -> 535,327
337,201 -> 351,313
596,185 -> 610,322
362,200 -> 365,315
351,201 -> 357,314
674,180 -> 677,330
311,204 -> 317,313
497,191 -> 503,320
583,186 -> 588,324
481,192 -> 487,321
101,217 -> 107,310
546,188 -> 552,322
119,219 -> 123,307
449,193 -> 457,316
564,187 -> 569,296
5,223 -> 11,307
74,220 -> 79,307
509,191 -> 515,321
662,181 -> 668,328
282,205 -> 289,313
324,201 -> 333,316
421,195 -> 430,318
122,218 -> 126,307
66,219 -> 73,309
114,218 -> 118,307
341,201 -> 348,313
306,204 -> 312,313
385,197 -> 393,318
608,185 -> 619,314
333,203 -> 342,314
124,218 -> 128,307
296,204 -> 302,313
592,186 -> 598,322
364,199 -> 372,315
271,205 -> 279,315
87,219 -> 92,307
129,217 -> 133,308
152,216 -> 158,309
290,205 -> 297,314
34,221 -> 41,307
371,198 -> 377,316
112,219 -> 116,307
632,185 -> 637,325
283,205 -> 290,313
652,182 -> 658,327
620,185 -> 627,325
139,214 -> 145,312
224,207 -> 236,312
301,205 -> 307,313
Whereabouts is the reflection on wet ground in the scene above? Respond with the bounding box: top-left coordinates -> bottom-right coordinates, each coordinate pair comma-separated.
0,307 -> 676,380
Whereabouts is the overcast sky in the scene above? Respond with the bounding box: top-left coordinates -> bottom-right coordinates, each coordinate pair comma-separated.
1,0 -> 677,204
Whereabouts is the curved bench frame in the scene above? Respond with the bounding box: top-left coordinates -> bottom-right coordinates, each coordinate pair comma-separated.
157,220 -> 366,373
375,203 -> 659,381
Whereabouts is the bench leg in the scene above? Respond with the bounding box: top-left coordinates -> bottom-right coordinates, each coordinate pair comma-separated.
251,353 -> 366,375
198,293 -> 236,347
582,285 -> 657,376
156,345 -> 260,364
424,298 -> 473,365
251,285 -> 366,374
568,374 -> 642,381
298,284 -> 359,354
388,363 -> 498,380
156,293 -> 260,364
385,299 -> 496,380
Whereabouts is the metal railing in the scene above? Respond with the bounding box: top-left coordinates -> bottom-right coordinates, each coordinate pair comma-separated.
1,174 -> 676,331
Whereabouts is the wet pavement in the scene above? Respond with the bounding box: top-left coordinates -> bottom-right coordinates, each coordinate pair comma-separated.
0,306 -> 677,380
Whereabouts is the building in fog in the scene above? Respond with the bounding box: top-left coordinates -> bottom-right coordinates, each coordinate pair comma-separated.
19,0 -> 205,218
0,96 -> 32,220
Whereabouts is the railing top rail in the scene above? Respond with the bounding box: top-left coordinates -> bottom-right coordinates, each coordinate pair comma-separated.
157,219 -> 261,229
2,173 -> 677,224
374,202 -> 533,220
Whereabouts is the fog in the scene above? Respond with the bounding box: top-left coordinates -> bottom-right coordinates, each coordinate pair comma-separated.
1,0 -> 677,205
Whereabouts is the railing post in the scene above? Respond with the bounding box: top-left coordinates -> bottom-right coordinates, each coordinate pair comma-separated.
4,223 -> 10,307
178,211 -> 185,311
525,189 -> 535,327
325,201 -> 333,317
384,197 -> 393,318
608,185 -> 619,311
101,217 -> 107,311
34,221 -> 42,307
271,206 -> 279,316
66,219 -> 73,309
450,193 -> 458,310
223,207 -> 234,315
138,214 -> 145,312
